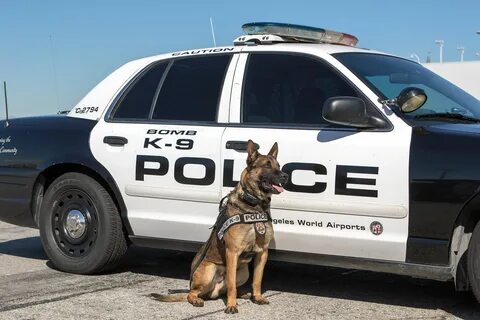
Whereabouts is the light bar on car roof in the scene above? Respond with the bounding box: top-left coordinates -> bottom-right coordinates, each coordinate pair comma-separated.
241,22 -> 358,46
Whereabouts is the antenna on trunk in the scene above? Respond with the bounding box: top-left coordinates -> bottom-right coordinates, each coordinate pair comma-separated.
210,17 -> 217,47
3,81 -> 9,128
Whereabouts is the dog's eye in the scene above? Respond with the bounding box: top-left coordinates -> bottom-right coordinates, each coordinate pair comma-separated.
266,161 -> 272,168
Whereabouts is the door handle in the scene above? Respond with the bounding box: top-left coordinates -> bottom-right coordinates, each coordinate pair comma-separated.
103,136 -> 128,146
225,140 -> 259,152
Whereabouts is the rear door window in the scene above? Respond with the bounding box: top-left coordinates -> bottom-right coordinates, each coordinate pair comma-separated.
112,62 -> 168,120
152,55 -> 232,122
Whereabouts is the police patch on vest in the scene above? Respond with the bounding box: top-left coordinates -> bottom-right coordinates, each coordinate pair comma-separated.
244,212 -> 268,223
255,222 -> 266,235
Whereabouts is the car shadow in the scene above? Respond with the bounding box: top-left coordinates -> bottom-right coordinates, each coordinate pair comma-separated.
122,246 -> 480,320
1,236 -> 479,319
0,236 -> 48,260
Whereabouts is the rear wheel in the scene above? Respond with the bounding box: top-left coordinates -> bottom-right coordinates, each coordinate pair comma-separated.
39,172 -> 128,274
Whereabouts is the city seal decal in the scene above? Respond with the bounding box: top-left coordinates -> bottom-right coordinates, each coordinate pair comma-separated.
370,221 -> 383,236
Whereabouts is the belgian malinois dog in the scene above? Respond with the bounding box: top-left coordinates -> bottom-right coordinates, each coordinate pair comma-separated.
151,140 -> 288,314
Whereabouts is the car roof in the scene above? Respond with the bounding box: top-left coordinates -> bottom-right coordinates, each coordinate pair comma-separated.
131,42 -> 388,66
70,42 -> 392,121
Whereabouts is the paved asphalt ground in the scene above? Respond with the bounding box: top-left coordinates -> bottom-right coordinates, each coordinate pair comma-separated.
1,221 -> 480,320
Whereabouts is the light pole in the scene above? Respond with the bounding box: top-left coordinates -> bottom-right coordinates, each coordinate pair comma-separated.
435,40 -> 445,63
476,32 -> 479,60
410,53 -> 420,63
457,47 -> 465,62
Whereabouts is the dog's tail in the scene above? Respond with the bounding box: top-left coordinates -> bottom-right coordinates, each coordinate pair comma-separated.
150,292 -> 188,302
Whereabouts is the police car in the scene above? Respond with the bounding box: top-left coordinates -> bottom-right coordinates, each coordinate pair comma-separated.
2,22 -> 480,302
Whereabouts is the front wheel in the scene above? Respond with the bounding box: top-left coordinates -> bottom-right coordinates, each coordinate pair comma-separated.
468,220 -> 480,302
39,172 -> 128,274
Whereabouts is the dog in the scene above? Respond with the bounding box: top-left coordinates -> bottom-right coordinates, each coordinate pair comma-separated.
151,140 -> 288,314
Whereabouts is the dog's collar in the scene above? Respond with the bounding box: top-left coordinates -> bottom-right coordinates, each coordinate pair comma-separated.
240,182 -> 261,207
242,190 -> 261,207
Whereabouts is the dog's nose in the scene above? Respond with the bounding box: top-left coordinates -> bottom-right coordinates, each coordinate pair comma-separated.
280,172 -> 289,184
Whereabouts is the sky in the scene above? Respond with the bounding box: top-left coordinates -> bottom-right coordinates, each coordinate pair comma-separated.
1,0 -> 479,117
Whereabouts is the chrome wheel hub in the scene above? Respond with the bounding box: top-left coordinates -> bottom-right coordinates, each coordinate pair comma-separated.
65,209 -> 87,239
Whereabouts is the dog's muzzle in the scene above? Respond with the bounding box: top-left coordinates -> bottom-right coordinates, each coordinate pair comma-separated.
279,172 -> 289,185
269,171 -> 289,194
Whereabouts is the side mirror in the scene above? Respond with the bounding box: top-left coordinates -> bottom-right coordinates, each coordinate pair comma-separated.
322,97 -> 385,128
380,87 -> 428,113
396,87 -> 427,113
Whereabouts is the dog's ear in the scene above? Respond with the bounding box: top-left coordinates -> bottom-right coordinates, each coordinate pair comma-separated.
268,142 -> 279,159
246,140 -> 259,166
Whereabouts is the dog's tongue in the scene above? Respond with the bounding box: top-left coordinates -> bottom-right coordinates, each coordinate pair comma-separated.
272,184 -> 284,193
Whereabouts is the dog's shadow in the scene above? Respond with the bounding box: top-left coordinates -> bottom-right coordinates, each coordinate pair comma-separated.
123,246 -> 478,319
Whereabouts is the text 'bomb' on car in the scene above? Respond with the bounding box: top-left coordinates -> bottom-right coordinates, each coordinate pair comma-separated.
2,22 -> 480,303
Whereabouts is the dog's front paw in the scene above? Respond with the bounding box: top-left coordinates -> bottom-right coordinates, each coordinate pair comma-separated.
187,297 -> 204,307
252,295 -> 269,305
224,305 -> 239,314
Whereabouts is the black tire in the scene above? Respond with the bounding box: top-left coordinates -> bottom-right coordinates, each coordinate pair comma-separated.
468,221 -> 480,302
39,172 -> 128,274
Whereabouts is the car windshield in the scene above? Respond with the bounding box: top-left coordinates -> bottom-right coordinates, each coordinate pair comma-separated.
334,52 -> 480,120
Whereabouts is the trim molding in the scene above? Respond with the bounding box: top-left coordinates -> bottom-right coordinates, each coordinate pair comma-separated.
129,235 -> 453,281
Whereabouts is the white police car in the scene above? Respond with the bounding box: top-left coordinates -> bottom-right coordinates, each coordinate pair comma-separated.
3,22 -> 480,302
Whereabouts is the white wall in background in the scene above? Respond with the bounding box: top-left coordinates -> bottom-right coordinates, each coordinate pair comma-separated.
424,61 -> 480,100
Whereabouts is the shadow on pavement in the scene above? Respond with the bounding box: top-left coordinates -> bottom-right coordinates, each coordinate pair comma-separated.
0,236 -> 47,260
2,236 -> 479,319
122,246 -> 480,320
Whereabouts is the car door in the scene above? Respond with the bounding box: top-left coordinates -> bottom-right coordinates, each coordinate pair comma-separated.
221,51 -> 412,262
90,53 -> 239,241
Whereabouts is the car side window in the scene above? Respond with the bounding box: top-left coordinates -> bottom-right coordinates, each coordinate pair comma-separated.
152,55 -> 231,122
242,53 -> 360,125
112,62 -> 168,120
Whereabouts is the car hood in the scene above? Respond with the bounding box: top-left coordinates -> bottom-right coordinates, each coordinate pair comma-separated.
421,122 -> 480,137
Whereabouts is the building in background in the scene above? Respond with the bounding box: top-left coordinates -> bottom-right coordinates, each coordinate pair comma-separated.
424,61 -> 480,100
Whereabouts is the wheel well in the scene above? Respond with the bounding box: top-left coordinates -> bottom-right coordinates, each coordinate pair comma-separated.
31,163 -> 124,229
450,193 -> 480,291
